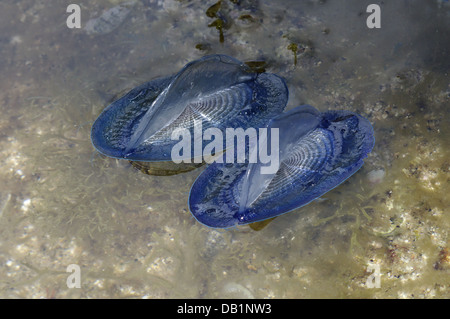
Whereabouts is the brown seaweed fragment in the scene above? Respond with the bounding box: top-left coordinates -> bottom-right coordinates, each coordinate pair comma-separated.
248,217 -> 277,231
244,60 -> 267,73
208,19 -> 225,43
130,161 -> 204,176
287,43 -> 299,66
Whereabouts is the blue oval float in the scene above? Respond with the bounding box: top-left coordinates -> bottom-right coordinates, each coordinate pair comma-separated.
91,55 -> 288,162
189,105 -> 375,228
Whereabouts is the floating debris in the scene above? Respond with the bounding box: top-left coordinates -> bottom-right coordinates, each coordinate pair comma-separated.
0,193 -> 11,220
84,2 -> 136,36
367,168 -> 386,184
195,43 -> 212,51
222,282 -> 255,299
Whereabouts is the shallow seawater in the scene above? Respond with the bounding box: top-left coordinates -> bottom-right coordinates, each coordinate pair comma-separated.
0,0 -> 448,298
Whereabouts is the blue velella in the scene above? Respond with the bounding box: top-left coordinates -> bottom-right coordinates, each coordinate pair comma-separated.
189,105 -> 375,228
91,54 -> 288,162
91,54 -> 375,229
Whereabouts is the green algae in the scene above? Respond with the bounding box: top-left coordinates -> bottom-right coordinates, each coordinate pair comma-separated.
204,0 -> 260,44
205,1 -> 226,43
206,1 -> 222,18
208,18 -> 225,43
287,43 -> 299,66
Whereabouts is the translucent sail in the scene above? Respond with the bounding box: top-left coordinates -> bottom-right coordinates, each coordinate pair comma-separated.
123,55 -> 255,156
238,105 -> 321,213
91,55 -> 288,161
